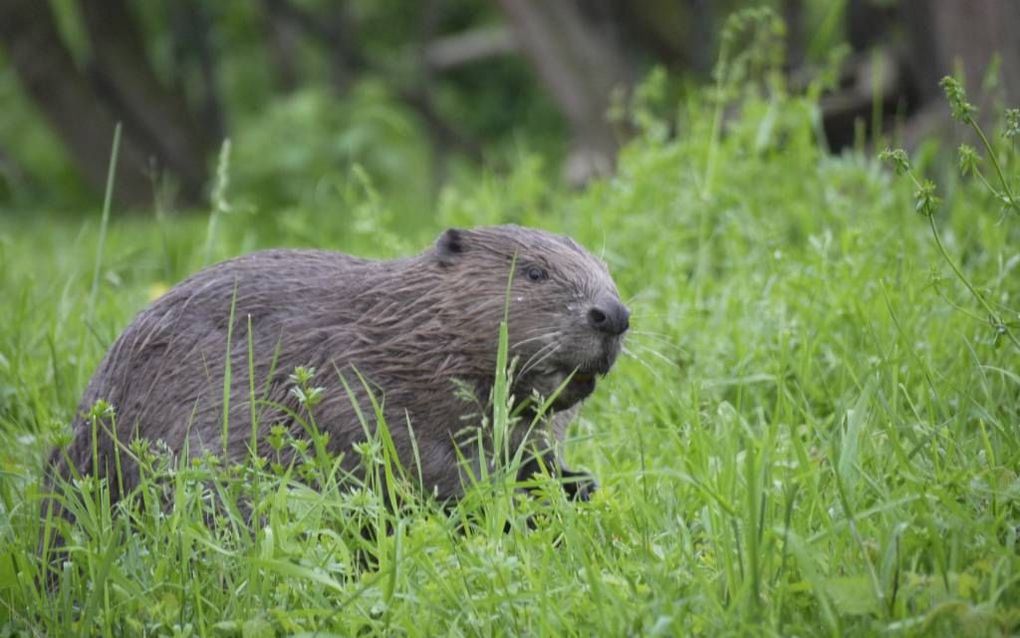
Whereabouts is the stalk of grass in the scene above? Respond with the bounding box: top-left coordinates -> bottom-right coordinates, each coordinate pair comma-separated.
702,40 -> 728,199
743,429 -> 762,621
221,283 -> 238,455
246,314 -> 258,455
491,253 -> 517,470
87,122 -> 122,322
204,139 -> 233,266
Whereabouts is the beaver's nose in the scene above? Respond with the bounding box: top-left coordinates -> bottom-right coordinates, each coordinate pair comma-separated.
587,300 -> 630,336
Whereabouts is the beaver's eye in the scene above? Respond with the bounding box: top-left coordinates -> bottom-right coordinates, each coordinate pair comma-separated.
525,266 -> 548,282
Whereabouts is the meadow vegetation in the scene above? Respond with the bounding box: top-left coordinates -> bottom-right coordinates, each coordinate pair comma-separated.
1,59 -> 1019,638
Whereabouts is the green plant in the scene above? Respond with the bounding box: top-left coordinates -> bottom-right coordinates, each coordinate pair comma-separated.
880,76 -> 1019,350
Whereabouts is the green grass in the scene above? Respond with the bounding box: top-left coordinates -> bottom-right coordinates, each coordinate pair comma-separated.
1,85 -> 1018,636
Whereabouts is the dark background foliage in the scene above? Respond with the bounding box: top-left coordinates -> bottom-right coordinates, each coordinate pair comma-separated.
1,0 -> 1018,215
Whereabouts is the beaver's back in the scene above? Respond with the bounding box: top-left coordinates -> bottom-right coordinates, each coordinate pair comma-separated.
54,249 -> 384,486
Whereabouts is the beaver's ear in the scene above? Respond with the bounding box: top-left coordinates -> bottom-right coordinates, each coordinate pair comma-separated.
435,228 -> 467,266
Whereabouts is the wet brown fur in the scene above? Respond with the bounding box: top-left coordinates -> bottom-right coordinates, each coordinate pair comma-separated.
47,225 -> 626,509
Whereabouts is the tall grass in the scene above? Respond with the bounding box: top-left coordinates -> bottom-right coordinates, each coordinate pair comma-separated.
1,64 -> 1018,637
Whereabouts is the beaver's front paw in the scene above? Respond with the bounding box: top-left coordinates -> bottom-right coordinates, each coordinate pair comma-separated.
560,468 -> 598,502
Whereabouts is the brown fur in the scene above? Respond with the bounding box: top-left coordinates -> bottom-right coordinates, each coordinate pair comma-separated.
47,225 -> 628,506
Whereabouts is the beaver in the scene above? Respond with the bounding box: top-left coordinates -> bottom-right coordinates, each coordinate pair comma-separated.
46,225 -> 629,512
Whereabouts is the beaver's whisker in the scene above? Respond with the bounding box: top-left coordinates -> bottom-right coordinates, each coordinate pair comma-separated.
518,324 -> 560,336
518,340 -> 559,373
515,323 -> 553,334
627,330 -> 685,352
624,341 -> 682,371
520,346 -> 561,380
511,333 -> 557,349
516,339 -> 557,368
621,346 -> 668,383
628,328 -> 675,338
624,311 -> 681,320
622,293 -> 648,307
518,342 -> 561,379
628,329 -> 676,343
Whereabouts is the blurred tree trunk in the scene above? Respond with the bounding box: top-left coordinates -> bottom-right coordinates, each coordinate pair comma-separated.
819,0 -> 1019,151
170,0 -> 225,141
0,0 -> 157,206
261,0 -> 361,92
79,0 -> 212,204
897,0 -> 1019,147
0,145 -> 30,201
494,0 -> 632,185
611,0 -> 717,76
0,0 -> 215,207
783,0 -> 805,70
261,0 -> 302,93
901,0 -> 1020,108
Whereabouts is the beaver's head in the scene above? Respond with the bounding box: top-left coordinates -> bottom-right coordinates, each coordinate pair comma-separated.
432,225 -> 628,411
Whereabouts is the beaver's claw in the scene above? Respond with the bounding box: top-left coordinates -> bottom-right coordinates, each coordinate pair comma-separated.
560,468 -> 598,502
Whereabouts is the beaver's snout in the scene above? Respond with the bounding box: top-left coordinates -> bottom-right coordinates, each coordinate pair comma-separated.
587,299 -> 630,336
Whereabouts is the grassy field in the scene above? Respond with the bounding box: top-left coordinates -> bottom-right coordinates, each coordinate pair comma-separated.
1,86 -> 1018,636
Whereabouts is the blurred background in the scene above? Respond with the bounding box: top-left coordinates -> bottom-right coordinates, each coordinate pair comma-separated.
0,0 -> 1018,216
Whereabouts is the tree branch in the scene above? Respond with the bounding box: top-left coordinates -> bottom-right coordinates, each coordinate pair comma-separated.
423,26 -> 517,71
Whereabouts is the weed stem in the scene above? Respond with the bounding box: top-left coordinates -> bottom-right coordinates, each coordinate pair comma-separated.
927,215 -> 1020,350
967,116 -> 1019,215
